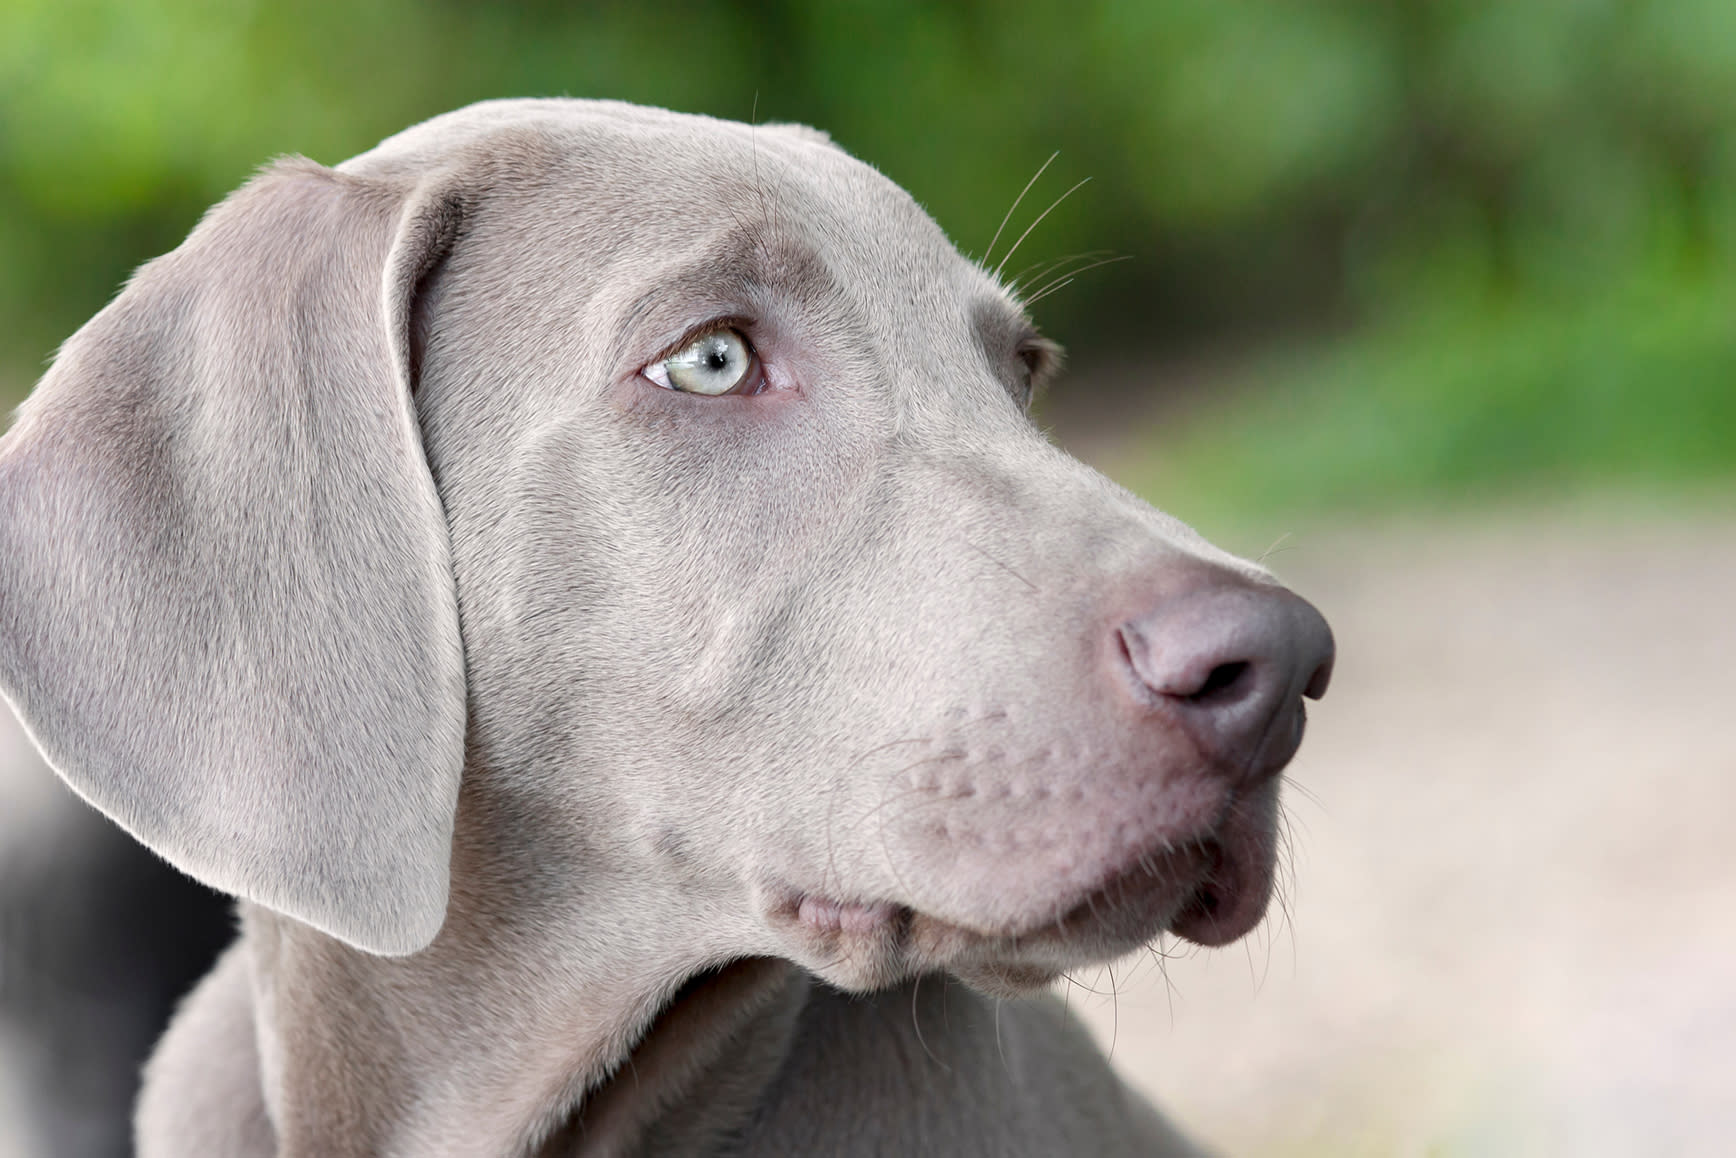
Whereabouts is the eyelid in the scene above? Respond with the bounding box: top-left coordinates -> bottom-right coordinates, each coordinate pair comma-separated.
1016,335 -> 1059,368
645,316 -> 758,369
1017,335 -> 1061,375
1008,335 -> 1062,408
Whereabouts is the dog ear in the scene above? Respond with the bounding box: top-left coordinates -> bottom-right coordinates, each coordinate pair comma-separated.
0,158 -> 468,956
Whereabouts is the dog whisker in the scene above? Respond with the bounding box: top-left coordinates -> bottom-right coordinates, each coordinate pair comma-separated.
963,539 -> 1040,594
993,176 -> 1092,280
1007,249 -> 1117,296
1021,254 -> 1133,307
910,973 -> 951,1072
1257,531 -> 1296,566
981,151 -> 1058,270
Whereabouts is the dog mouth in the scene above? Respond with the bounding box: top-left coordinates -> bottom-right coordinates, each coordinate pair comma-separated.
760,826 -> 1273,996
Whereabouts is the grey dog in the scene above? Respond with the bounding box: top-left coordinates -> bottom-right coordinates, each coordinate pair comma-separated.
0,100 -> 1333,1156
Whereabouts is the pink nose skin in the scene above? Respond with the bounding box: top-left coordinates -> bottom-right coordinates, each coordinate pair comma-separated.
1115,581 -> 1335,781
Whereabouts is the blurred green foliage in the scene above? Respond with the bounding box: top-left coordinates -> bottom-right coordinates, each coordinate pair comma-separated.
1122,273 -> 1736,536
2,0 -> 1731,509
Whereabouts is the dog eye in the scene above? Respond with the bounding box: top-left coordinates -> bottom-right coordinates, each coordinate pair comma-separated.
1015,349 -> 1041,400
1011,336 -> 1061,409
644,328 -> 759,395
1007,348 -> 1042,408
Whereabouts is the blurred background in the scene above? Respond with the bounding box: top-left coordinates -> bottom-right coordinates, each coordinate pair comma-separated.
1,1 -> 1731,1155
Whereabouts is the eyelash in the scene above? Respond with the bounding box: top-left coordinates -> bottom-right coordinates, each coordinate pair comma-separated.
652,317 -> 757,362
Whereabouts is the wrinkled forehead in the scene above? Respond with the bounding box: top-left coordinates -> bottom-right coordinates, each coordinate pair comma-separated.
351,100 -> 1020,348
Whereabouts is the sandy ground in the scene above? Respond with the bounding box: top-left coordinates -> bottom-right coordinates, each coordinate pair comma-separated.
3,509 -> 1732,1155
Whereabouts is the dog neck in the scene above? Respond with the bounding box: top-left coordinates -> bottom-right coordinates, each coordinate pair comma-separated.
243,916 -> 803,1158
532,958 -> 809,1157
239,783 -> 798,1157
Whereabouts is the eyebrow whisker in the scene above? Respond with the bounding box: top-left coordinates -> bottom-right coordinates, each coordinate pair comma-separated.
1022,254 -> 1132,306
1008,250 -> 1116,296
982,151 -> 1059,271
993,177 -> 1091,281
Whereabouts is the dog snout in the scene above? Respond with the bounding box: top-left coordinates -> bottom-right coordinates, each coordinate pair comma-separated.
1115,579 -> 1335,780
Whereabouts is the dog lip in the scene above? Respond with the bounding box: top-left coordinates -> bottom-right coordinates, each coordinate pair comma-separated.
763,887 -> 913,944
1166,821 -> 1276,947
762,800 -> 1274,979
771,832 -> 1222,954
902,837 -> 1217,964
1035,837 -> 1221,941
1167,841 -> 1244,946
794,894 -> 904,936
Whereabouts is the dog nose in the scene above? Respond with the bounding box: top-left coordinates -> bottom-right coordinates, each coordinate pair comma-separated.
1115,580 -> 1334,779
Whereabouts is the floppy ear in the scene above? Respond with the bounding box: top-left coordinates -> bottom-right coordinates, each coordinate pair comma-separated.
0,158 -> 468,955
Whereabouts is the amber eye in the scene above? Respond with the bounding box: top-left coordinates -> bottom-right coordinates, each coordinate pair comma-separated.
644,329 -> 756,395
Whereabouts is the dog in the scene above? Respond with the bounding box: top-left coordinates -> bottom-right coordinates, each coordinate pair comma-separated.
0,99 -> 1333,1156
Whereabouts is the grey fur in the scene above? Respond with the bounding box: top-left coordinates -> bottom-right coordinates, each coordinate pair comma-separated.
0,100 -> 1331,1156
0,158 -> 466,954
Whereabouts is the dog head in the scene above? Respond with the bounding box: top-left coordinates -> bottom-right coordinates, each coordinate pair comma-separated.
0,100 -> 1331,997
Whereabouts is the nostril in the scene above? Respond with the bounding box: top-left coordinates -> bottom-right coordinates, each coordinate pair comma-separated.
1114,582 -> 1331,780
1190,661 -> 1249,703
1117,624 -> 1257,705
1115,624 -> 1138,674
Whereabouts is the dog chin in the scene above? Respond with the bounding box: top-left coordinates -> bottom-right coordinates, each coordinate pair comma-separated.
756,845 -> 1269,997
759,895 -> 1161,998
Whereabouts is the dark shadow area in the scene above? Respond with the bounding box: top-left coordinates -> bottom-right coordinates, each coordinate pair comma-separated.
1,799 -> 233,1158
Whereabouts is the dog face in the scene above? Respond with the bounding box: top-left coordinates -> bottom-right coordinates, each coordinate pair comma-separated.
0,100 -> 1331,998
388,103 -> 1333,995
